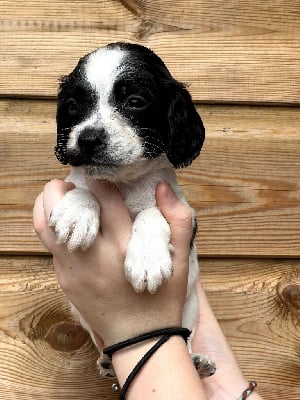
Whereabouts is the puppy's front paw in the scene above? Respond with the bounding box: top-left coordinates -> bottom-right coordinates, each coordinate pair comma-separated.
49,188 -> 100,251
125,241 -> 173,294
124,208 -> 172,294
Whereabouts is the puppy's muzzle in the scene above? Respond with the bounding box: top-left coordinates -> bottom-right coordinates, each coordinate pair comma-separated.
78,128 -> 106,156
66,127 -> 108,166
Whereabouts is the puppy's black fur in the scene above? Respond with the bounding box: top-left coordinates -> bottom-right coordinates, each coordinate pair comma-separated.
55,42 -> 205,170
51,43 -> 216,379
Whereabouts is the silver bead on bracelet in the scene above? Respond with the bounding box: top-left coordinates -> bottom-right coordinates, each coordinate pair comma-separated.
112,383 -> 120,392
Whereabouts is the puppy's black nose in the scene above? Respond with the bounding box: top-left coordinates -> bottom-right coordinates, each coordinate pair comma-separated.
78,129 -> 105,154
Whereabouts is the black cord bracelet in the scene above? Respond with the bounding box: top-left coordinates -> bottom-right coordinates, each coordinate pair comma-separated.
103,327 -> 191,400
103,327 -> 191,358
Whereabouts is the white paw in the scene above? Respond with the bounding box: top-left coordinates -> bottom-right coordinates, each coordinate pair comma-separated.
125,241 -> 173,293
49,188 -> 100,251
124,208 -> 172,294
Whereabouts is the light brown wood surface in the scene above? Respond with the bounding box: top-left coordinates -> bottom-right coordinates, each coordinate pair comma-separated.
1,99 -> 299,257
0,1 -> 299,398
0,256 -> 299,399
0,0 -> 299,103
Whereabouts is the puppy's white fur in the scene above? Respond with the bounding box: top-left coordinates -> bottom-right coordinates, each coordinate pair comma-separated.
68,48 -> 144,169
53,161 -> 193,296
51,43 -> 216,378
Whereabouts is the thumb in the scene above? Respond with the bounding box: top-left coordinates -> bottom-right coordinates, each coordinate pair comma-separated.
156,182 -> 193,254
43,179 -> 75,220
33,179 -> 74,252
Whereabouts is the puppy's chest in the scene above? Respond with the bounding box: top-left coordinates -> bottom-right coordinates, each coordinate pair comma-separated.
67,166 -> 179,216
118,169 -> 178,216
118,180 -> 158,216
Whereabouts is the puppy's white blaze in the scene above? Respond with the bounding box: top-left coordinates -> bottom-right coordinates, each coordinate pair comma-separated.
86,47 -> 125,97
87,47 -> 143,164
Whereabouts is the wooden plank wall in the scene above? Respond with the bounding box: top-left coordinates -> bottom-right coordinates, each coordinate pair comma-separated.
0,1 -> 299,399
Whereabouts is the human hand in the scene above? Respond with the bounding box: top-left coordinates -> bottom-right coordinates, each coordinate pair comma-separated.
192,281 -> 262,400
33,179 -> 193,347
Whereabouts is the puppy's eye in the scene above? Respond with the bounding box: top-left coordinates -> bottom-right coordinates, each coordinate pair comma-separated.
65,98 -> 79,117
126,95 -> 147,110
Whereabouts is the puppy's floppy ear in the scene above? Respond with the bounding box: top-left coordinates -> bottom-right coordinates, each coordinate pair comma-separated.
167,83 -> 205,168
55,77 -> 71,165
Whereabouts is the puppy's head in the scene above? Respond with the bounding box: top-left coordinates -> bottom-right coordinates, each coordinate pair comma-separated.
55,43 -> 205,179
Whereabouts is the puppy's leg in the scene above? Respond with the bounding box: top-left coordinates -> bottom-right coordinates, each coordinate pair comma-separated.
49,187 -> 100,251
70,304 -> 116,377
182,273 -> 216,379
49,168 -> 100,251
124,207 -> 172,294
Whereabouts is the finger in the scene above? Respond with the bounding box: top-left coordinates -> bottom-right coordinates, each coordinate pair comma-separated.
87,178 -> 132,240
33,192 -> 47,237
156,182 -> 192,255
43,179 -> 75,221
33,191 -> 58,252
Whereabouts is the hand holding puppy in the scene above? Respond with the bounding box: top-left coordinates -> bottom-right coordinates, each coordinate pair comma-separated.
33,179 -> 192,347
33,180 -> 263,400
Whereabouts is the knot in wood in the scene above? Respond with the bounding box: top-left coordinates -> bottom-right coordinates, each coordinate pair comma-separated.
280,284 -> 300,310
45,322 -> 90,352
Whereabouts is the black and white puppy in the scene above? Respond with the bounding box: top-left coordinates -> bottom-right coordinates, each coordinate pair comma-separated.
51,42 -> 215,378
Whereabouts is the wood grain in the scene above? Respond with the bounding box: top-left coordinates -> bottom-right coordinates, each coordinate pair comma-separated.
0,256 -> 299,399
0,256 -> 114,400
200,258 -> 300,399
0,0 -> 299,103
0,99 -> 299,257
180,105 -> 300,257
1,1 -> 299,398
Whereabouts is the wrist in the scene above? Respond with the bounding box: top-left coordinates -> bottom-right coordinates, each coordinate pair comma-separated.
112,335 -> 207,400
111,337 -> 159,387
110,329 -> 190,385
203,370 -> 262,400
103,317 -> 183,347
204,373 -> 247,400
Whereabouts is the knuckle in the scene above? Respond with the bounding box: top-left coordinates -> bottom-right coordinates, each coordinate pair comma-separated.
178,207 -> 193,227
